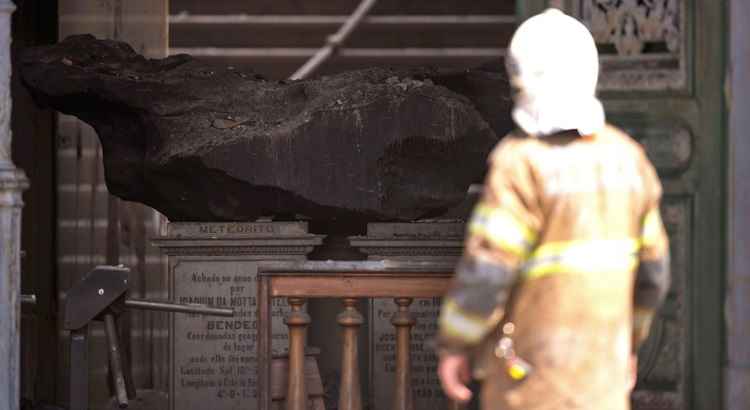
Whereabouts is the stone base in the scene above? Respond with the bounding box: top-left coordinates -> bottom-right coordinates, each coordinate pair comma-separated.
153,222 -> 323,410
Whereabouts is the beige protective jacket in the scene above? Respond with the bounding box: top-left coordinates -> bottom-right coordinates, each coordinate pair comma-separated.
437,125 -> 670,410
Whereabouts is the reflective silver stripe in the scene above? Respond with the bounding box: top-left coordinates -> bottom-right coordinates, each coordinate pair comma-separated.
438,300 -> 490,344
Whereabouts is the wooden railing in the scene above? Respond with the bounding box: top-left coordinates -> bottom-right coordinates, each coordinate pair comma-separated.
256,261 -> 462,410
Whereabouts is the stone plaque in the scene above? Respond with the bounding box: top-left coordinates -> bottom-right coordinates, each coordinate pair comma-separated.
370,296 -> 445,408
154,222 -> 322,410
351,222 -> 463,410
167,222 -> 309,238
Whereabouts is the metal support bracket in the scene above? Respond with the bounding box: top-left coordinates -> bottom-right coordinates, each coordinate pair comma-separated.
62,265 -> 234,410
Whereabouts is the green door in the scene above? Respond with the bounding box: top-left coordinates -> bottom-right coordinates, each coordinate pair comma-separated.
516,1 -> 726,409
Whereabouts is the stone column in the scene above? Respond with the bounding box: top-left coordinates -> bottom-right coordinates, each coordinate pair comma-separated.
0,2 -> 29,410
728,0 -> 750,406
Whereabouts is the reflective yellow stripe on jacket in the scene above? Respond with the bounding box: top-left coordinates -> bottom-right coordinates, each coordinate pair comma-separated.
641,208 -> 662,247
523,239 -> 641,279
468,203 -> 537,258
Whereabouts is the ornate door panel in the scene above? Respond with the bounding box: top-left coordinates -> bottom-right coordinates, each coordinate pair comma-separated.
517,1 -> 725,409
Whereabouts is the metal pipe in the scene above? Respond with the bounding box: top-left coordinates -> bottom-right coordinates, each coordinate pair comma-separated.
104,313 -> 129,408
69,328 -> 89,410
124,298 -> 234,317
289,0 -> 378,80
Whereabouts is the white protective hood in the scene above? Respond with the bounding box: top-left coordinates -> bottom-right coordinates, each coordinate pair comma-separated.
506,9 -> 605,137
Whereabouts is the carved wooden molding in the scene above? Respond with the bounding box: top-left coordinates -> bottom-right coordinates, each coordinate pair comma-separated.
569,0 -> 689,91
635,196 -> 691,406
608,114 -> 693,176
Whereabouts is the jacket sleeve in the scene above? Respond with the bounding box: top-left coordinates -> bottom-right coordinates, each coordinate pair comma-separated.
633,160 -> 671,351
437,140 -> 542,354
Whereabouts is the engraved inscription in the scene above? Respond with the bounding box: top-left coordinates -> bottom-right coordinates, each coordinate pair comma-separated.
167,222 -> 308,238
172,260 -> 290,410
354,222 -> 463,410
199,224 -> 278,235
371,297 -> 446,410
156,221 -> 321,410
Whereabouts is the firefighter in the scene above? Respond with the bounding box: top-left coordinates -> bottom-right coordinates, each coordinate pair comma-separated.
436,9 -> 670,410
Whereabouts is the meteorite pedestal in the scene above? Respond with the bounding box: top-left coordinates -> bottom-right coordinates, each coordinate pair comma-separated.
153,222 -> 323,410
350,222 -> 464,410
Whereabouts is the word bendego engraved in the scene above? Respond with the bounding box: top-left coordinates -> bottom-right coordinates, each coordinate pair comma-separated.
154,222 -> 322,410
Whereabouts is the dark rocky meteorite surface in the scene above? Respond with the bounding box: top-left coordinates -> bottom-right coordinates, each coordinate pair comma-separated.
20,35 -> 512,222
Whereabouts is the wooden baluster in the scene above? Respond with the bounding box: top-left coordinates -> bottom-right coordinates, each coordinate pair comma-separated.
338,298 -> 363,410
392,298 -> 416,410
285,297 -> 310,410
